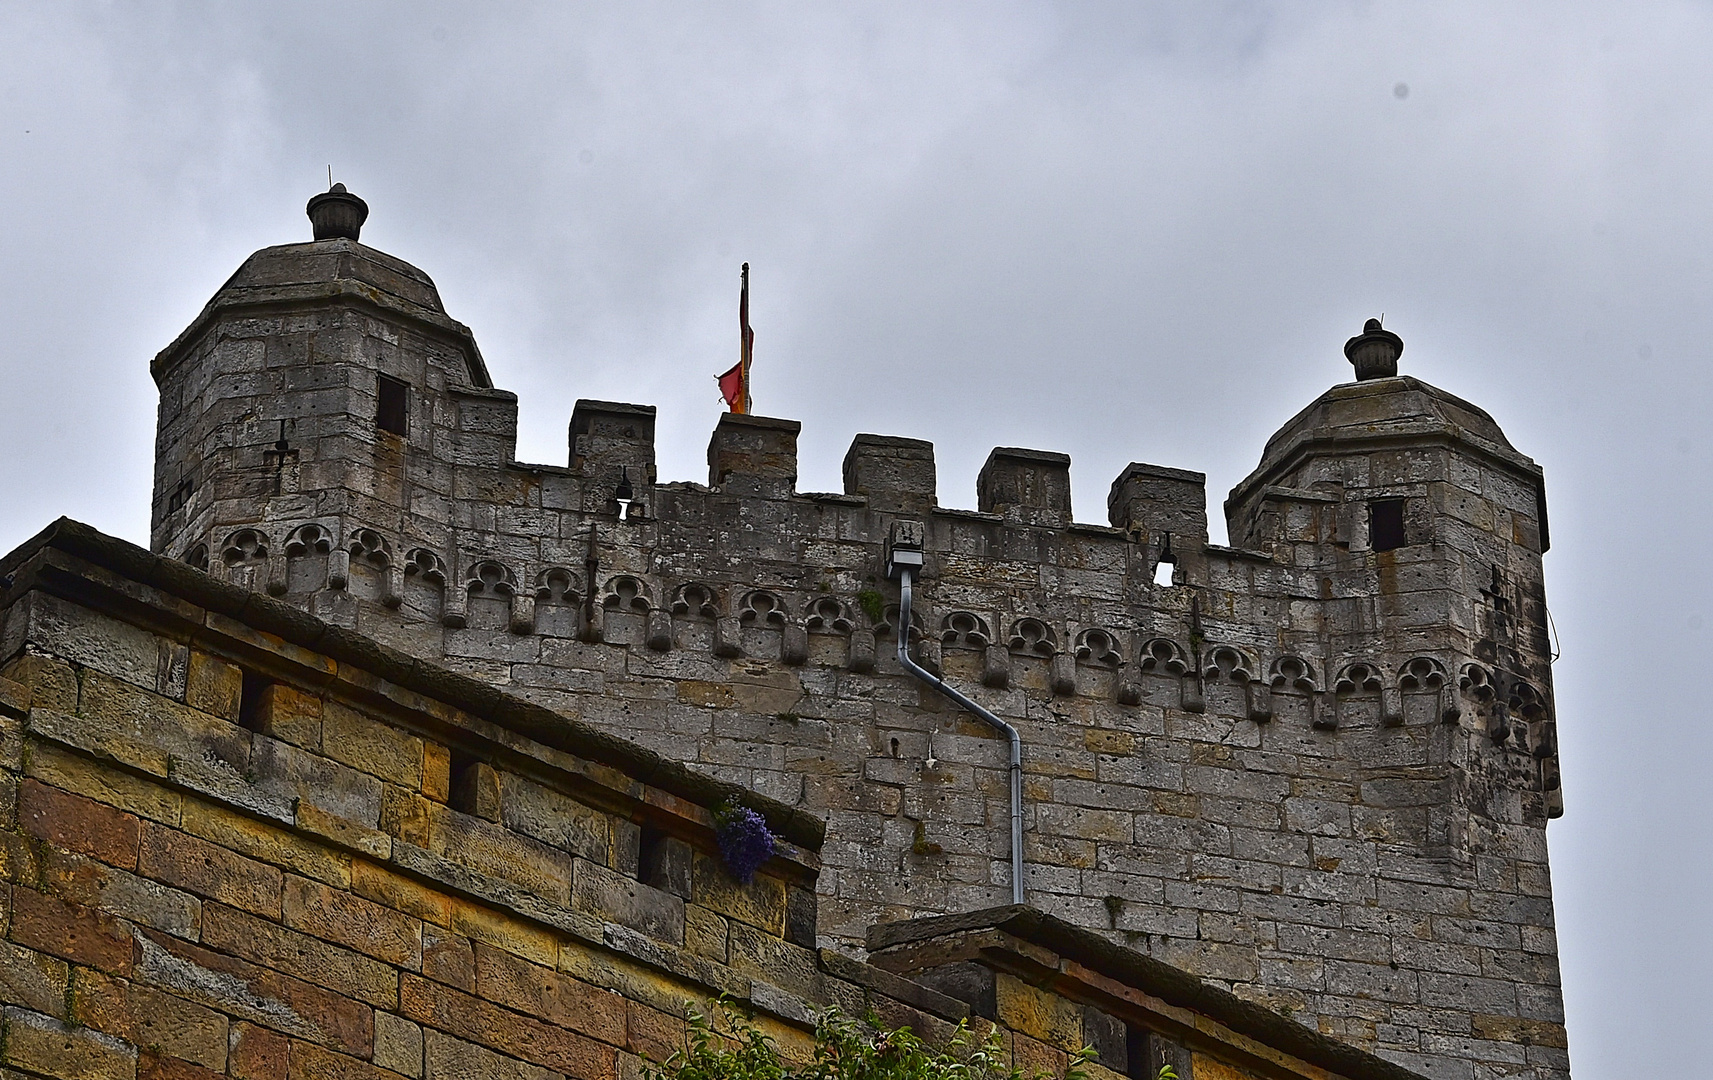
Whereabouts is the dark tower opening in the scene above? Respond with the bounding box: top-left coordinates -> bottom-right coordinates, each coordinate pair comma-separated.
1370,497 -> 1407,552
377,374 -> 409,436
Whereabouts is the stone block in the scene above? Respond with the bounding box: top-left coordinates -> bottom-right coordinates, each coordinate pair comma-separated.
180,800 -> 352,889
185,651 -> 243,722
374,1013 -> 425,1078
253,683 -> 323,749
570,858 -> 685,945
497,774 -> 609,864
321,702 -> 424,788
707,413 -> 799,498
3,1006 -> 136,1080
74,970 -> 229,1070
10,886 -> 136,975
0,940 -> 70,1018
20,779 -> 141,870
400,974 -> 616,1076
423,1029 -> 561,1080
470,943 -> 627,1046
38,844 -> 200,940
132,928 -> 373,1055
282,875 -> 423,969
841,434 -> 936,513
977,447 -> 1071,527
137,823 -> 283,918
690,851 -> 785,935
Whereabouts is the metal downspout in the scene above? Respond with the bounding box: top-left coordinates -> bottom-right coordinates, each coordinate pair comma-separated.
894,566 -> 1025,905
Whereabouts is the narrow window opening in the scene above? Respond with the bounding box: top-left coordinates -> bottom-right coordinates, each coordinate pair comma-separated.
1370,498 -> 1407,552
237,671 -> 271,732
1124,1024 -> 1151,1080
1124,1025 -> 1191,1080
377,374 -> 409,437
638,824 -> 668,888
447,747 -> 480,813
1152,532 -> 1177,587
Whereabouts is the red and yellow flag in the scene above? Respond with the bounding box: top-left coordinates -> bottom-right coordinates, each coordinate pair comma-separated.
717,263 -> 754,413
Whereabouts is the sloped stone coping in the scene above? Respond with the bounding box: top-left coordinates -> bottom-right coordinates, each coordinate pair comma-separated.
868,905 -> 1427,1080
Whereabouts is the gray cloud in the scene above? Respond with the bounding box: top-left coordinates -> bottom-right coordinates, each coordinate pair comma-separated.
2,3 -> 1708,1070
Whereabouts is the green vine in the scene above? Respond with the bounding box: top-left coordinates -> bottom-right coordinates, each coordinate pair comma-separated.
645,998 -> 1109,1080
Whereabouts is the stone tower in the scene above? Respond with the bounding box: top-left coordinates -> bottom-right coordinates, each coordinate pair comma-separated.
143,191 -> 1569,1078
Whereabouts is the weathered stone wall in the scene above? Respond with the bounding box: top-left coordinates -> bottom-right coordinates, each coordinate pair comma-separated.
0,532 -> 1428,1080
137,230 -> 1570,1079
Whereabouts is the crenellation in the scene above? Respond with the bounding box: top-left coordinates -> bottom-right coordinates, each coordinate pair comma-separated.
842,434 -> 937,513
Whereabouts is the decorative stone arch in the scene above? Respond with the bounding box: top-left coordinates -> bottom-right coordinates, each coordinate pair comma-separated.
221,527 -> 270,567
400,548 -> 457,626
1137,637 -> 1189,676
182,543 -> 210,573
803,596 -> 854,634
1331,661 -> 1385,729
940,611 -> 991,649
737,589 -> 786,626
1458,662 -> 1501,740
1130,636 -> 1201,712
867,602 -> 931,674
1201,644 -> 1255,683
1007,617 -> 1058,657
219,527 -> 273,593
468,560 -> 517,599
670,582 -> 720,620
1268,654 -> 1324,728
457,559 -> 520,633
1509,679 -> 1552,756
403,548 -> 447,583
1201,644 -> 1267,721
1269,654 -> 1319,692
1074,628 -> 1124,670
339,527 -> 393,601
530,567 -> 582,639
535,567 -> 581,603
283,523 -> 333,557
598,574 -> 647,611
347,527 -> 391,567
1398,656 -> 1456,726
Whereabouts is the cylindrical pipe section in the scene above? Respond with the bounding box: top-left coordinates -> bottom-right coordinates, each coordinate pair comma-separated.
895,568 -> 1024,906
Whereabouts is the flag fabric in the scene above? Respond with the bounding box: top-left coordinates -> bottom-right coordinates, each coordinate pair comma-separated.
717,263 -> 755,413
717,361 -> 744,410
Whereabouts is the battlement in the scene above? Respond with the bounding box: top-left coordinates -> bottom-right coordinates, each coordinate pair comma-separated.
127,190 -> 1570,1079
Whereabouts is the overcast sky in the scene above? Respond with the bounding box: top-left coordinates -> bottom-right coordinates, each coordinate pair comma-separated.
2,3 -> 1708,1072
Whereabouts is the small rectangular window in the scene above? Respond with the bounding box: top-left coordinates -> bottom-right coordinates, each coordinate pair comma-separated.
377,374 -> 409,436
1370,498 -> 1407,552
166,479 -> 193,514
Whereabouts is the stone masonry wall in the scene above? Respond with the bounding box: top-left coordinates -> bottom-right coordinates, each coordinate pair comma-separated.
137,234 -> 1570,1079
0,532 -> 1426,1080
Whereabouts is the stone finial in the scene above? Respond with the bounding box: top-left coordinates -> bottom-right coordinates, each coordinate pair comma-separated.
306,183 -> 369,242
1344,318 -> 1403,380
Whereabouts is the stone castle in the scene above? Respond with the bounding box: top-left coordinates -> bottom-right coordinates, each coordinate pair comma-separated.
0,186 -> 1569,1080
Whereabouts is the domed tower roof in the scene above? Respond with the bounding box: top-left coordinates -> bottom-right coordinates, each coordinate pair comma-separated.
151,186 -> 491,388
1226,326 -> 1549,552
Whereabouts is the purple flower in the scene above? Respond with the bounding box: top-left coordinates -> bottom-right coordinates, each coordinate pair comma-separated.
712,798 -> 777,883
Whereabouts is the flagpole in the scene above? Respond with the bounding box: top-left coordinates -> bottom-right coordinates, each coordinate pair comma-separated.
740,263 -> 753,415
